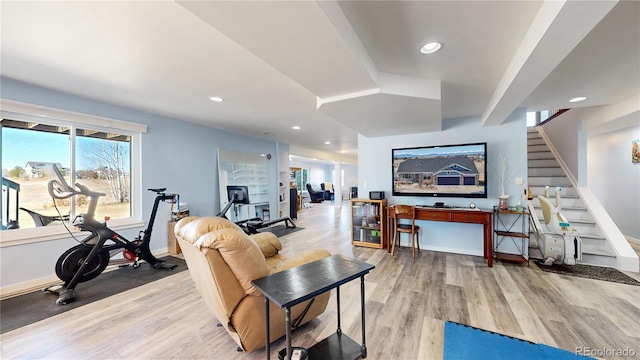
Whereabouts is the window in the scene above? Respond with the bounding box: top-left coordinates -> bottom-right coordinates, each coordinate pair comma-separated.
527,110 -> 553,127
1,100 -> 145,245
526,111 -> 537,127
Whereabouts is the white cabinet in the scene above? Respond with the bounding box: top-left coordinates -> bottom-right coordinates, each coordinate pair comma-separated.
217,149 -> 270,222
217,148 -> 291,222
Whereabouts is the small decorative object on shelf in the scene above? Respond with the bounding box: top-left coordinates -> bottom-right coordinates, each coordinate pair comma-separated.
515,200 -> 523,212
494,151 -> 511,210
498,195 -> 509,210
171,200 -> 190,221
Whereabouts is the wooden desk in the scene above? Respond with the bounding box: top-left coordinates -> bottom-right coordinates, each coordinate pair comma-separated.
386,206 -> 493,267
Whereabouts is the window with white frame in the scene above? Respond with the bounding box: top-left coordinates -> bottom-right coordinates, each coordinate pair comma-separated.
1,100 -> 145,244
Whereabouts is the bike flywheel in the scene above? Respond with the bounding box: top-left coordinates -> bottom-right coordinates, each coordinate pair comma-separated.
55,244 -> 110,283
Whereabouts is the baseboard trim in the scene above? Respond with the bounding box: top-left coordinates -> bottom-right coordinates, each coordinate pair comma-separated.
0,275 -> 60,300
0,249 -> 171,300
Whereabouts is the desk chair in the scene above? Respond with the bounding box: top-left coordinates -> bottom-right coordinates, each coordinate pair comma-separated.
392,205 -> 420,259
306,183 -> 324,203
321,182 -> 334,201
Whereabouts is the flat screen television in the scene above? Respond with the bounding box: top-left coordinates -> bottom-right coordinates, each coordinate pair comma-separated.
392,142 -> 487,198
227,185 -> 250,204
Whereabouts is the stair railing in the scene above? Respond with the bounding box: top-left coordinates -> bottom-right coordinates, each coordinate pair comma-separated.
537,109 -> 570,127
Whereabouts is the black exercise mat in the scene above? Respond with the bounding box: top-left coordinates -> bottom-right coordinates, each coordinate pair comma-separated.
261,225 -> 304,238
0,255 -> 186,334
533,260 -> 640,286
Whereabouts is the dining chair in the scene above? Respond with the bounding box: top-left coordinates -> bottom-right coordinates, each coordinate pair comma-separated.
392,205 -> 420,258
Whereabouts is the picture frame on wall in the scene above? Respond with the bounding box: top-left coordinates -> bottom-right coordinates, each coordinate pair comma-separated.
633,139 -> 640,164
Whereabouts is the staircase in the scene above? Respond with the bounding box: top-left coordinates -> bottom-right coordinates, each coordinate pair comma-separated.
527,128 -> 617,267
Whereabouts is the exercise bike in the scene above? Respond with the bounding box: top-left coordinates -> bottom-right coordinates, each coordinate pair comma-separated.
45,166 -> 177,305
217,192 -> 296,235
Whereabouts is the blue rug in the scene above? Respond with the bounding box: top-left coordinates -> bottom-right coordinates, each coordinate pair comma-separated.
444,321 -> 594,360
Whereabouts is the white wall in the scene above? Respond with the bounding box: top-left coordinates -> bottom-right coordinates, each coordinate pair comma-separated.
358,109 -> 528,256
0,78 -> 284,290
587,123 -> 640,239
541,108 -> 587,185
342,163 -> 358,199
320,163 -> 358,200
289,159 -> 326,189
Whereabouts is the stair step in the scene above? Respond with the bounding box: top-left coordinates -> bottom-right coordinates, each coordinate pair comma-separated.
529,189 -> 577,197
579,233 -> 607,241
529,168 -> 566,176
528,160 -> 560,168
528,179 -> 572,187
565,218 -> 596,225
529,176 -> 570,182
527,140 -> 547,145
528,165 -> 561,168
529,187 -> 578,197
581,254 -> 618,267
582,246 -> 616,257
528,144 -> 550,151
532,204 -> 587,211
529,192 -> 579,198
534,212 -> 594,222
528,152 -> 556,160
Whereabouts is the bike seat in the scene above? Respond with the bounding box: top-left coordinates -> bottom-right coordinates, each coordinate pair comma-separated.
148,188 -> 166,193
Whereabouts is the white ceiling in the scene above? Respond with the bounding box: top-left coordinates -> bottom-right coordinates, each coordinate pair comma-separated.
1,1 -> 638,165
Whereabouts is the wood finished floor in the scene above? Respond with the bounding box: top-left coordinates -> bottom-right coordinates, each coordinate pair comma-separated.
1,201 -> 639,359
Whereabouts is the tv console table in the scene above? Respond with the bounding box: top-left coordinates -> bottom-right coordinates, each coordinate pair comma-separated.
385,206 -> 494,267
252,254 -> 375,360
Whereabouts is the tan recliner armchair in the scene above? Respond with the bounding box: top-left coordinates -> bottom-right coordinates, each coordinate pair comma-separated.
174,216 -> 331,352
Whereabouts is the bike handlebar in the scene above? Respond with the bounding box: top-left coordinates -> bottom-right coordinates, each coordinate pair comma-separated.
46,164 -> 178,229
47,165 -> 106,219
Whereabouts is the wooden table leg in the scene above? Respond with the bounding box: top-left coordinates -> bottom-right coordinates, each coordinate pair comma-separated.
485,217 -> 493,267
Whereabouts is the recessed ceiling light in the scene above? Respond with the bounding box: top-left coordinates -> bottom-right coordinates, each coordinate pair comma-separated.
209,96 -> 224,102
569,96 -> 586,103
420,42 -> 442,54
324,141 -> 331,145
292,126 -> 301,130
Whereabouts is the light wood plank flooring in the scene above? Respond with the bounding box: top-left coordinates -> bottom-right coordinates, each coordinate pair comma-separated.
2,201 -> 639,359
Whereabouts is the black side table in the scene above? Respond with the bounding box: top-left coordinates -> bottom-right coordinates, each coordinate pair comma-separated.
252,254 -> 375,360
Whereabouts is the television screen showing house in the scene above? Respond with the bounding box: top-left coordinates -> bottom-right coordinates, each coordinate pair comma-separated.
392,143 -> 486,198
